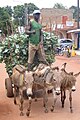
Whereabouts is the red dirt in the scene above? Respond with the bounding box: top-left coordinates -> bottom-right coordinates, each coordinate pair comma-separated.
0,56 -> 80,120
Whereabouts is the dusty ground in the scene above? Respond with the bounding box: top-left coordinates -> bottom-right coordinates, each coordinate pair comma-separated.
0,55 -> 80,120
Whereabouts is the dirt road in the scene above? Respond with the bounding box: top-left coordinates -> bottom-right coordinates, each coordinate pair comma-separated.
0,56 -> 80,120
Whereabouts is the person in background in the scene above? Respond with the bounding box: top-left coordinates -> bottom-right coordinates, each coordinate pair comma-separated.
26,9 -> 49,71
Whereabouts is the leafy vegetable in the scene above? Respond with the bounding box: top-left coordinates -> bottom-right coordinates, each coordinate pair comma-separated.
0,32 -> 58,76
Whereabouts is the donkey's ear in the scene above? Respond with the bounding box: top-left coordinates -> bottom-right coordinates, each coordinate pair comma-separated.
32,72 -> 38,77
52,66 -> 59,71
61,62 -> 67,69
32,72 -> 35,77
69,72 -> 73,75
74,72 -> 80,77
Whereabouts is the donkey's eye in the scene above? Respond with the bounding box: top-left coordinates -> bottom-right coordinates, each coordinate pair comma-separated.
53,79 -> 56,82
25,81 -> 28,84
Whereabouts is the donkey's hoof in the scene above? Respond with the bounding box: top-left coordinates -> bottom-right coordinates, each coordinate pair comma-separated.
20,112 -> 24,116
34,99 -> 37,102
50,107 -> 54,112
26,112 -> 30,117
43,104 -> 45,107
44,109 -> 48,113
14,100 -> 17,105
62,104 -> 64,108
70,109 -> 73,113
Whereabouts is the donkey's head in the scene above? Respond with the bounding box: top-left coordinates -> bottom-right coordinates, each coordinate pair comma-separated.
71,72 -> 80,92
52,70 -> 61,95
45,69 -> 61,95
24,71 -> 34,98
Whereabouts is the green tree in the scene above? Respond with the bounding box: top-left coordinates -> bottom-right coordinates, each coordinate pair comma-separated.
69,6 -> 78,20
13,5 -> 25,26
26,3 -> 39,14
0,7 -> 11,35
4,6 -> 13,17
13,3 -> 39,27
53,3 -> 67,9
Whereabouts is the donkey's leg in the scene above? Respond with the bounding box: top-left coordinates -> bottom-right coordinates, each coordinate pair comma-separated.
61,90 -> 65,108
14,86 -> 17,105
34,84 -> 38,102
26,97 -> 32,117
50,89 -> 57,112
43,88 -> 48,113
19,89 -> 24,116
69,90 -> 73,113
64,91 -> 66,100
61,89 -> 62,102
16,87 -> 19,96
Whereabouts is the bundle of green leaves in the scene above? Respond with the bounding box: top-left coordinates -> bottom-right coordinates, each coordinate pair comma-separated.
0,34 -> 29,76
43,31 -> 58,63
0,32 -> 58,76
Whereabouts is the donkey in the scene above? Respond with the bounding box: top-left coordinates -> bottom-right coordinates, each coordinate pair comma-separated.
11,65 -> 34,116
33,63 -> 61,113
60,68 -> 80,113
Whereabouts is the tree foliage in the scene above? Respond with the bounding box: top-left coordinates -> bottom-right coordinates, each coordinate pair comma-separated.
0,7 -> 11,35
69,6 -> 78,20
53,3 -> 67,9
26,3 -> 39,14
0,3 -> 39,35
13,5 -> 25,26
13,3 -> 39,26
4,6 -> 12,17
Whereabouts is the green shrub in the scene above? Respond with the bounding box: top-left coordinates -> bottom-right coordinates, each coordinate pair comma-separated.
0,32 -> 58,76
0,34 -> 28,76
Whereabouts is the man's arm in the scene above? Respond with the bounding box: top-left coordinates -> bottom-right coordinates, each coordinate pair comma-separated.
25,21 -> 35,35
40,30 -> 43,44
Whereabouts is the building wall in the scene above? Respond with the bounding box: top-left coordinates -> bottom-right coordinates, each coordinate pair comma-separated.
41,8 -> 73,26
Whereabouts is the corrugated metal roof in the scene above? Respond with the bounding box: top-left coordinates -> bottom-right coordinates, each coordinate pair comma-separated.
67,29 -> 80,33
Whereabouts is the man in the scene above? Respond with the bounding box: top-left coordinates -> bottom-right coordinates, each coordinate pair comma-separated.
26,9 -> 49,71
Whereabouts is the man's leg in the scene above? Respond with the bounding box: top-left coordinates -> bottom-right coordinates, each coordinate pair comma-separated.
27,43 -> 36,71
37,45 -> 49,65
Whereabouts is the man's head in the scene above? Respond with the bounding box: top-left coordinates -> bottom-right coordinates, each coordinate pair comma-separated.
33,10 -> 41,22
